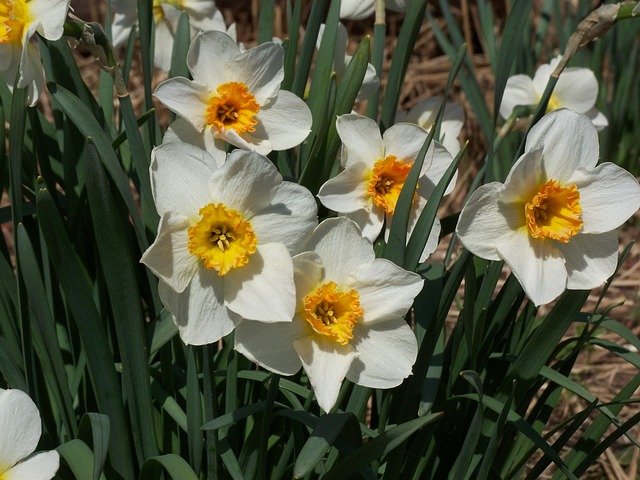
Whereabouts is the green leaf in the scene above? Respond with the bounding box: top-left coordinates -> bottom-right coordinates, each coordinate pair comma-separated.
139,455 -> 200,480
169,12 -> 191,79
57,439 -> 107,480
78,413 -> 111,480
85,139 -> 158,462
293,412 -> 361,478
290,0 -> 327,98
257,0 -> 275,44
322,413 -> 443,479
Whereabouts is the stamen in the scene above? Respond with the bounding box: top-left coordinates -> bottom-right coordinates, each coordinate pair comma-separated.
525,179 -> 583,242
367,155 -> 415,214
206,82 -> 260,134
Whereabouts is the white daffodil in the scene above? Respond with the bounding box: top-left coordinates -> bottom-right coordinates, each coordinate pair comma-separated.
396,97 -> 465,157
0,388 -> 59,480
317,23 -> 379,102
317,113 -> 456,263
500,55 -> 608,130
110,0 -> 234,71
235,218 -> 422,412
141,143 -> 318,345
154,30 -> 312,157
457,109 -> 640,306
340,0 -> 374,20
0,0 -> 70,106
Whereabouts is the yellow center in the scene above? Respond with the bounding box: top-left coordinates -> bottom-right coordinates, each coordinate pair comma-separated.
152,0 -> 183,23
303,282 -> 363,345
524,179 -> 583,242
367,155 -> 415,214
0,0 -> 29,44
206,82 -> 260,134
544,93 -> 561,113
187,203 -> 257,276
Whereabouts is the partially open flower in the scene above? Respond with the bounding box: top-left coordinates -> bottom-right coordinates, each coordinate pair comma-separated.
154,30 -> 312,157
317,113 -> 456,262
0,388 -> 59,480
235,218 -> 422,412
141,143 -> 317,345
457,109 -> 640,306
500,55 -> 608,130
0,0 -> 70,105
339,0 -> 374,20
396,97 -> 464,157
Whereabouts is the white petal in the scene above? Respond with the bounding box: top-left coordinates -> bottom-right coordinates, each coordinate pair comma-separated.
499,74 -> 538,119
402,97 -> 439,129
0,389 -> 40,469
153,21 -> 174,72
339,0 -> 375,20
21,44 -> 44,107
224,243 -> 296,322
524,109 -> 599,181
293,336 -> 357,412
500,148 -> 544,203
253,91 -> 311,150
354,60 -> 379,101
293,252 -> 325,304
141,213 -> 197,293
159,273 -> 240,345
416,142 -> 455,199
336,114 -> 384,169
497,230 -> 567,306
553,67 -> 598,113
250,181 -> 318,254
456,183 -> 519,261
560,232 -> 618,290
163,119 -> 227,167
209,150 -> 281,215
317,163 -> 371,214
347,318 -> 417,388
304,218 -> 375,285
188,30 -> 240,85
345,209 -> 384,242
234,318 -> 307,375
531,56 -> 558,94
383,123 -> 432,171
4,450 -> 59,479
584,108 -> 608,131
348,259 -> 423,324
188,5 -> 227,32
224,42 -> 284,104
154,78 -> 211,131
29,0 -> 70,40
221,128 -> 273,155
571,162 -> 640,233
111,11 -> 136,47
150,142 -> 215,217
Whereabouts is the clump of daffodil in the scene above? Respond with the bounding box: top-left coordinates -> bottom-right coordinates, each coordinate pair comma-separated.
317,113 -> 456,263
141,143 -> 317,345
457,109 -> 640,306
0,0 -> 70,105
235,218 -> 423,412
154,30 -> 312,162
500,55 -> 608,130
110,0 -> 235,71
0,388 -> 59,479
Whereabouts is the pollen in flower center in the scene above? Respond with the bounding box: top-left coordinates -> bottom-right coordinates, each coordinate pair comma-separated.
303,282 -> 364,345
188,203 -> 257,275
525,179 -> 583,242
206,82 -> 260,134
367,155 -> 414,214
0,0 -> 29,44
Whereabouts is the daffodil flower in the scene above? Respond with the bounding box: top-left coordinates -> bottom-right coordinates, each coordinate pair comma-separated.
317,113 -> 456,263
141,143 -> 318,345
154,30 -> 312,157
317,23 -> 379,102
110,0 -> 234,71
0,388 -> 59,479
0,0 -> 70,106
457,109 -> 640,306
500,55 -> 608,130
235,218 -> 422,412
396,97 -> 465,157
